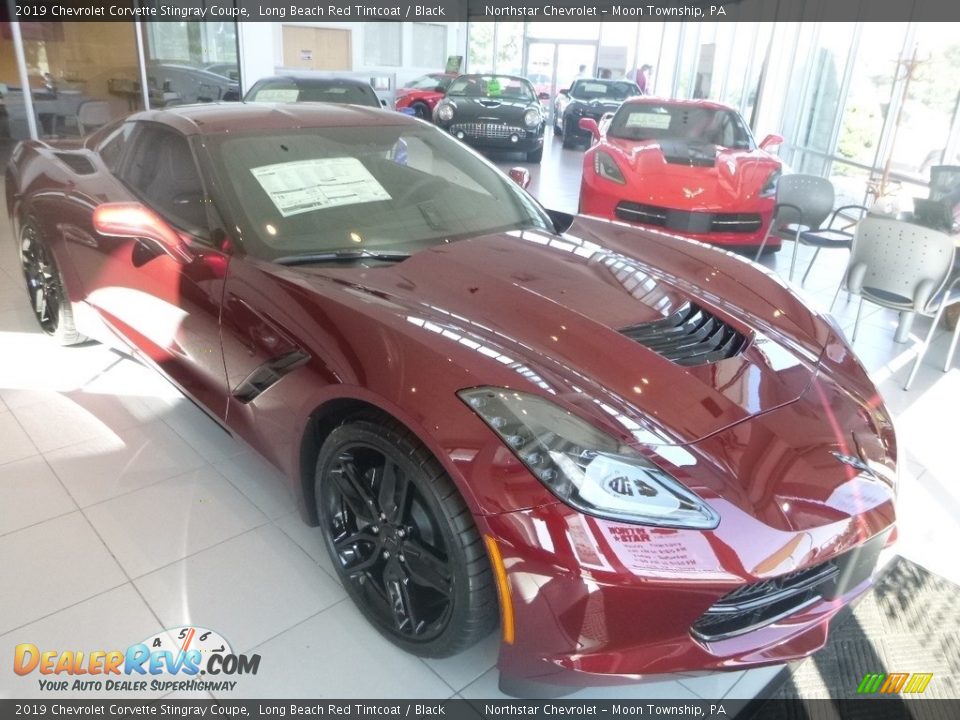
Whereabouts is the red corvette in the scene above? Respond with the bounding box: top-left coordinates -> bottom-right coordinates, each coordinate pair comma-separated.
579,98 -> 785,252
393,72 -> 457,120
7,103 -> 896,695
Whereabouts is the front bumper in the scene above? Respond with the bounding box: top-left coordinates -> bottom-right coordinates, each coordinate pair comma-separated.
442,123 -> 543,152
482,503 -> 893,689
580,183 -> 777,249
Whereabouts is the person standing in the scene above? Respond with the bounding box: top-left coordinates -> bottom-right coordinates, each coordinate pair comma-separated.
634,64 -> 653,94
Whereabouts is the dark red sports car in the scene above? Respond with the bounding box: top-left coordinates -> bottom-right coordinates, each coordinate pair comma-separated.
7,103 -> 896,695
394,72 -> 457,120
579,98 -> 785,252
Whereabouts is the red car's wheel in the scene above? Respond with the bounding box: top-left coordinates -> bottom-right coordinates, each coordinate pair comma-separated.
410,102 -> 431,121
315,416 -> 497,657
18,221 -> 85,345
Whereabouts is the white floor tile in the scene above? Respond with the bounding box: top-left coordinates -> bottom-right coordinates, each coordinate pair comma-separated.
0,585 -> 163,699
214,601 -> 454,699
163,401 -> 245,464
272,511 -> 339,580
723,665 -> 785,699
677,670 -> 746,699
214,449 -> 296,520
84,466 -> 268,578
0,455 -> 76,536
134,525 -> 345,653
44,421 -> 207,507
0,512 -> 126,635
0,410 -> 38,467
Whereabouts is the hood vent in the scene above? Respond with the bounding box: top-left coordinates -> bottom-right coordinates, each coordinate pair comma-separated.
659,139 -> 717,168
620,302 -> 746,366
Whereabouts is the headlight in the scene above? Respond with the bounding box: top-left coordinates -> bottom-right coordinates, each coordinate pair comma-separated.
458,388 -> 720,529
760,168 -> 781,197
436,103 -> 454,122
523,108 -> 541,129
593,150 -> 626,184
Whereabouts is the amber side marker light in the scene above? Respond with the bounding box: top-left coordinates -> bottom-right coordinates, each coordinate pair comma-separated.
484,535 -> 515,645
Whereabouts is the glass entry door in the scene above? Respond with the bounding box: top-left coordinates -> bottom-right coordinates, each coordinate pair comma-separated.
524,41 -> 598,120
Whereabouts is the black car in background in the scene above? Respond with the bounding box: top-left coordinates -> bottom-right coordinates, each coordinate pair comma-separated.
433,74 -> 546,163
556,79 -> 642,149
245,76 -> 382,108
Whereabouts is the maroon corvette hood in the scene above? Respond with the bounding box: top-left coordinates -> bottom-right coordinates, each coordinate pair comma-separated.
291,218 -> 828,445
606,137 -> 780,209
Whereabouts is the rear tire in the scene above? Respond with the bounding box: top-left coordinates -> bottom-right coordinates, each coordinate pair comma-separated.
315,416 -> 497,658
18,220 -> 85,346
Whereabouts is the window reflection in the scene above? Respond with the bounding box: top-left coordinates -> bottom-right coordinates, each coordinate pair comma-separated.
141,21 -> 240,106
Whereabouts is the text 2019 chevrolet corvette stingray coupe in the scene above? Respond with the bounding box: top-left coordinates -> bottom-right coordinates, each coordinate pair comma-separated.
579,97 -> 786,253
7,103 -> 896,694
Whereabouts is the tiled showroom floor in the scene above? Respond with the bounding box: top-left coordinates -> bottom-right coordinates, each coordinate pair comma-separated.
1,131 -> 958,704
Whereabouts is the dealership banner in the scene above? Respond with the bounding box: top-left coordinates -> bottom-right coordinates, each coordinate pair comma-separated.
2,699 -> 960,719
6,0 -> 960,22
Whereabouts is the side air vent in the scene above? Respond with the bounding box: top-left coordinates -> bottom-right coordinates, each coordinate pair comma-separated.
619,302 -> 747,366
54,152 -> 96,175
233,350 -> 310,404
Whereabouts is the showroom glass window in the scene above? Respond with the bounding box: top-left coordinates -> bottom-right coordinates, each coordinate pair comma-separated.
364,24 -> 402,66
412,24 -> 447,69
142,21 -> 241,105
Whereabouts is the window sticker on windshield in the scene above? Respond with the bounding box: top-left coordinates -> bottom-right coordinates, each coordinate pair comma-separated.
625,112 -> 671,129
250,157 -> 392,217
253,88 -> 300,103
580,82 -> 608,94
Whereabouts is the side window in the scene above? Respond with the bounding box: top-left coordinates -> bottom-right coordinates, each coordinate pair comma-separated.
119,124 -> 209,233
97,123 -> 133,173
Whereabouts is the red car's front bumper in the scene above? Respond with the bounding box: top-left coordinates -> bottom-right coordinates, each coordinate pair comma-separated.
579,179 -> 778,251
480,503 -> 892,691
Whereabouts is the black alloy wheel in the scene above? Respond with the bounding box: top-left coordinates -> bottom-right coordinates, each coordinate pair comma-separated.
315,417 -> 497,657
19,222 -> 84,345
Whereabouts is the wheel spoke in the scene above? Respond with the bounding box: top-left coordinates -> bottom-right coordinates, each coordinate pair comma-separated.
402,538 -> 452,597
385,558 -> 420,635
334,528 -> 380,552
376,461 -> 409,523
331,456 -> 377,520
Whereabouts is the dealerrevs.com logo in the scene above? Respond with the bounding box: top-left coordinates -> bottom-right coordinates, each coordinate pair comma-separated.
13,626 -> 261,693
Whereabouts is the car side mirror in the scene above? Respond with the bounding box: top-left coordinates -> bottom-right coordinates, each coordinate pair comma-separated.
579,117 -> 600,140
93,202 -> 191,264
380,98 -> 388,107
558,89 -> 569,96
508,167 -> 531,190
759,133 -> 784,151
537,91 -> 550,101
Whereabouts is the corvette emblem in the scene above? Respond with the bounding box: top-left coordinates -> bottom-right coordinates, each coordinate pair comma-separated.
682,187 -> 704,199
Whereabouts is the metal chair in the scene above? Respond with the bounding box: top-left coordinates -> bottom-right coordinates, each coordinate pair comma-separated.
754,174 -> 868,285
76,100 -> 112,136
831,216 -> 960,390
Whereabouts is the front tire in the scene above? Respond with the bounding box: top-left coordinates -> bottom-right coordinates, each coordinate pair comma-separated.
315,416 -> 497,658
526,145 -> 543,163
561,119 -> 579,149
411,102 -> 431,121
18,221 -> 85,345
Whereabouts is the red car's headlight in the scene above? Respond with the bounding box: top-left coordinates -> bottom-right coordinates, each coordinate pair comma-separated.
594,151 -> 626,185
459,387 -> 720,529
760,168 -> 781,197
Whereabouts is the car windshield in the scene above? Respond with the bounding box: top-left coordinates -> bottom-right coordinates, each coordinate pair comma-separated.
609,104 -> 754,149
203,124 -> 554,262
405,74 -> 452,91
569,81 -> 639,101
446,75 -> 534,102
248,81 -> 379,108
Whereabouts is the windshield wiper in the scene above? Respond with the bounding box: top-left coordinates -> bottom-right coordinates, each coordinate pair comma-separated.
273,250 -> 411,266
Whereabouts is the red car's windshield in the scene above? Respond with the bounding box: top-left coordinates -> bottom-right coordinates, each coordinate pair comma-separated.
609,104 -> 755,150
203,125 -> 553,261
404,74 -> 453,91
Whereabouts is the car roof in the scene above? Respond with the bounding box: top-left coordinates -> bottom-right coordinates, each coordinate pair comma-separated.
255,75 -> 372,88
128,102 -> 417,136
620,96 -> 737,112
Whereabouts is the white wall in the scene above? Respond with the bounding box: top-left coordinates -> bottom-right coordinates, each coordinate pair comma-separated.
237,21 -> 468,94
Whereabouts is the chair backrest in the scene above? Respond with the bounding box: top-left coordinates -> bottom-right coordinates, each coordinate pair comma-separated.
77,100 -> 113,127
775,174 -> 835,230
847,216 -> 956,312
